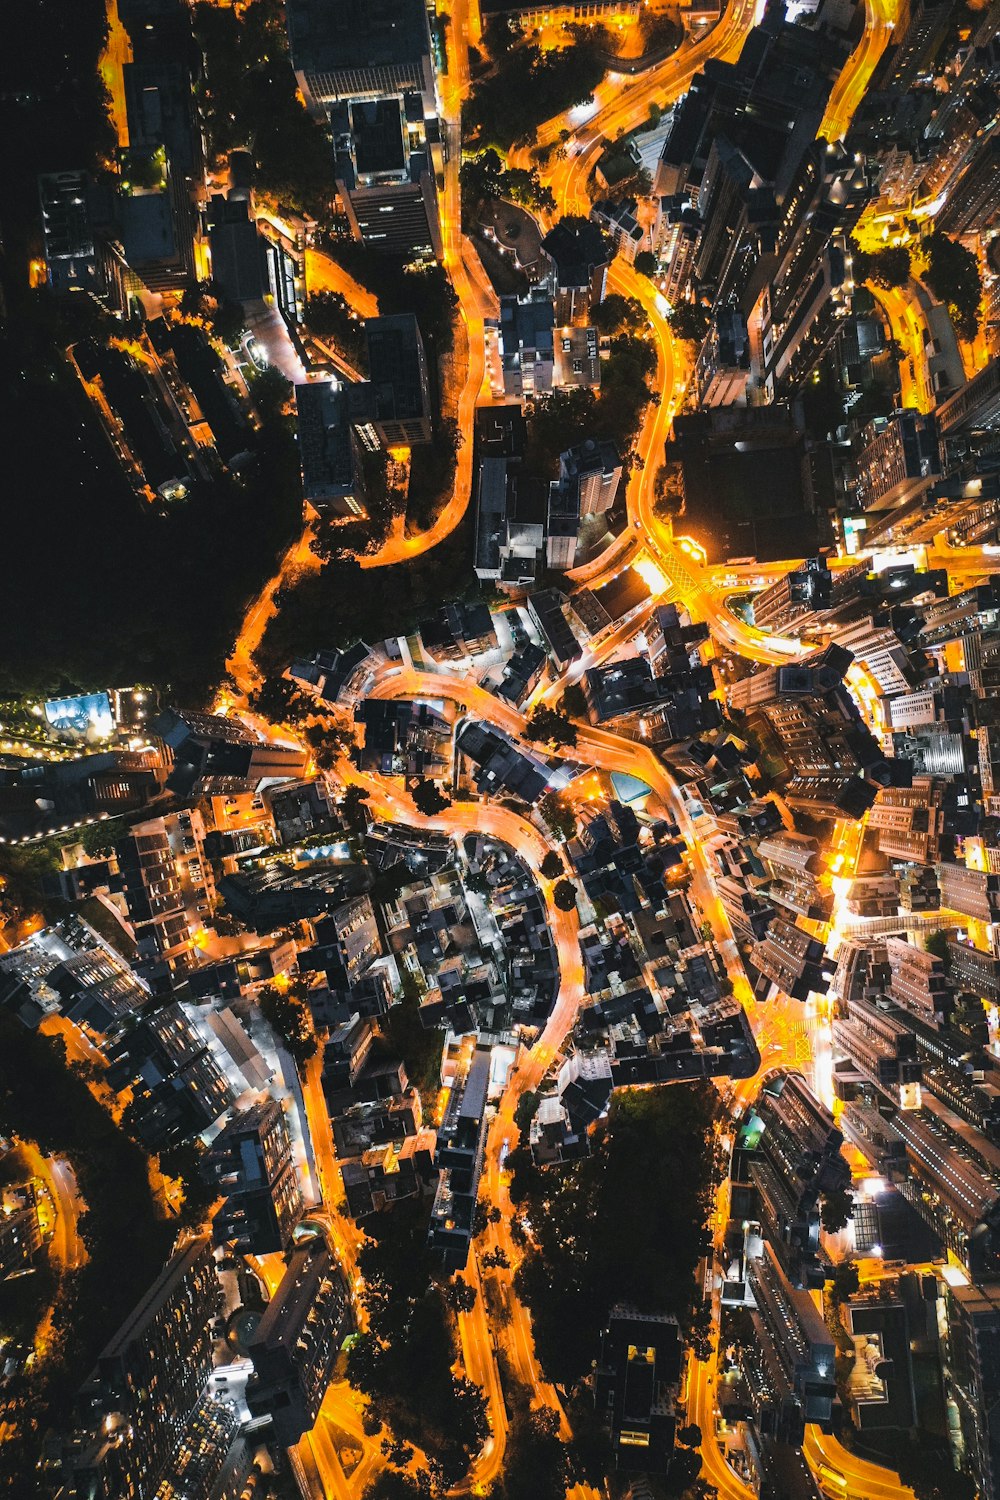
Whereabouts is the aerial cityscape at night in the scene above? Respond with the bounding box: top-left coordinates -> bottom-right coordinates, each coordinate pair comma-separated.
3,0 -> 1000,1497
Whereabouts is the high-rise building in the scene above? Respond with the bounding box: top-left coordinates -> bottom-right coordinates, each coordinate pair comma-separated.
746,1238 -> 838,1437
105,1003 -> 235,1148
595,1308 -> 680,1474
64,1237 -> 219,1499
884,936 -> 954,1023
153,708 -> 307,797
850,410 -> 941,513
871,0 -> 956,93
868,781 -> 945,864
696,306 -> 750,407
246,1241 -> 352,1445
38,172 -> 103,296
750,917 -> 835,1001
946,1282 -> 1000,1500
210,1099 -> 304,1254
937,136 -> 1000,236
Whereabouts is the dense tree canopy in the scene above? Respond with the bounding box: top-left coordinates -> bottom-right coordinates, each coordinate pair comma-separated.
194,0 -> 332,216
511,1086 -> 718,1387
524,706 -> 578,749
346,1205 -> 489,1486
922,230 -> 982,342
464,28 -> 606,150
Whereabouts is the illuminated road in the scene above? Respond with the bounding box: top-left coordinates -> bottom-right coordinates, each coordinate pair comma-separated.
820,0 -> 897,144
220,7 -> 926,1499
357,0 -> 496,570
100,0 -> 132,149
223,525 -> 321,701
304,248 -> 381,320
872,283 -> 934,413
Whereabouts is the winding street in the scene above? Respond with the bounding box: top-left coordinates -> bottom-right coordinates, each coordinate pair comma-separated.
216,0 -> 923,1494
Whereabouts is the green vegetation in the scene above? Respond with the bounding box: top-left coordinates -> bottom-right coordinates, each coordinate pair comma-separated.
412,781 -> 452,817
460,148 -> 555,224
524,705 -> 578,749
305,293 -> 368,372
654,461 -> 686,521
0,1014 -> 173,1497
259,981 -> 318,1066
255,516 -> 483,680
193,0 -> 332,216
539,792 -> 577,843
346,1204 -> 489,1487
634,250 -> 658,278
510,1086 -> 718,1388
539,851 -> 564,880
525,332 -> 656,477
0,0 -> 301,705
552,879 -> 578,912
848,238 -> 911,290
922,230 -> 982,342
668,301 -> 712,345
0,0 -> 114,300
381,971 -> 444,1113
363,1475 -> 433,1500
0,320 -> 301,701
558,682 -> 589,719
464,21 -> 606,151
591,294 -> 648,336
490,1386 -> 567,1500
820,1183 -> 854,1235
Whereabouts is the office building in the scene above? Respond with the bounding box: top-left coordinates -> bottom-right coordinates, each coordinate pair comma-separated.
331,94 -> 442,261
363,314 -> 433,446
154,708 -> 307,798
850,410 -> 941,513
207,194 -> 267,304
287,0 -> 434,115
209,1098 -> 304,1254
596,1308 -> 681,1474
295,380 -> 366,518
869,781 -> 945,864
38,171 -> 103,296
746,1240 -> 838,1436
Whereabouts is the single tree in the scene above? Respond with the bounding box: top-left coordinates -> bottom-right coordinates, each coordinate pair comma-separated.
412,780 -> 452,817
820,1186 -> 854,1235
525,705 -> 578,749
669,301 -> 712,343
540,792 -> 577,843
677,1423 -> 703,1448
830,1261 -> 860,1302
446,1279 -> 478,1314
633,249 -> 658,277
539,851 -> 564,880
552,879 -> 578,912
